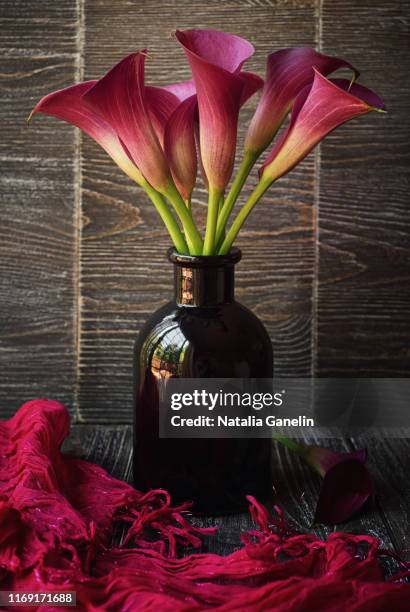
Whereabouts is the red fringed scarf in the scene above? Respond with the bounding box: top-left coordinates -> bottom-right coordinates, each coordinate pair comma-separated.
1,399 -> 409,610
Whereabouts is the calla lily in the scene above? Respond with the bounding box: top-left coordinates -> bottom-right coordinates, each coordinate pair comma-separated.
145,86 -> 181,147
176,29 -> 261,254
176,29 -> 255,193
306,446 -> 374,524
82,52 -> 203,254
30,80 -> 144,186
274,436 -> 374,525
260,71 -> 386,185
239,71 -> 265,105
32,30 -> 385,257
164,95 -> 198,202
245,47 -> 359,156
217,71 -> 385,255
163,79 -> 196,101
31,50 -> 204,255
83,52 -> 171,192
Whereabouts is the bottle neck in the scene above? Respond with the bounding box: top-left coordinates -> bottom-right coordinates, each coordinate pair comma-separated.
169,248 -> 241,308
174,264 -> 235,307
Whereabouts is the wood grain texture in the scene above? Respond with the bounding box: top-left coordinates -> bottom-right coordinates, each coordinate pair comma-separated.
317,0 -> 410,375
66,424 -> 409,560
0,1 -> 79,416
78,0 -> 318,422
349,435 -> 410,561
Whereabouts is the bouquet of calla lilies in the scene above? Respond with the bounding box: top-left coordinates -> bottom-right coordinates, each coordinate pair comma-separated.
31,29 -> 385,256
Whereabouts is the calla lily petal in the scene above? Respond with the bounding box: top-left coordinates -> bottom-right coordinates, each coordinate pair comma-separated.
245,47 -> 359,155
260,71 -> 385,184
83,52 -> 171,192
30,81 -> 143,184
331,79 -> 387,110
315,459 -> 374,524
164,95 -> 198,201
145,86 -> 180,147
304,446 -> 374,525
239,71 -> 264,105
273,436 -> 374,525
163,79 -> 196,101
307,446 -> 368,477
176,28 -> 254,73
176,29 -> 255,193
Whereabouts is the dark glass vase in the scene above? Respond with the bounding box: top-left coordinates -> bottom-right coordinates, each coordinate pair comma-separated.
133,248 -> 273,514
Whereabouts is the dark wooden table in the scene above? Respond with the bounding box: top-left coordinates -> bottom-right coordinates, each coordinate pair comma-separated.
64,425 -> 410,562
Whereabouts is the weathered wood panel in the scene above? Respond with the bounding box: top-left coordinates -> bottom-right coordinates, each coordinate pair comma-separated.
66,425 -> 409,559
0,1 -> 79,416
78,0 -> 318,422
317,0 -> 410,375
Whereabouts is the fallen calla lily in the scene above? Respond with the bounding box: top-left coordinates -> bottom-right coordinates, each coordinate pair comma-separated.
176,29 -> 255,194
306,446 -> 375,524
273,436 -> 374,525
164,95 -> 198,202
245,47 -> 359,156
260,71 -> 386,186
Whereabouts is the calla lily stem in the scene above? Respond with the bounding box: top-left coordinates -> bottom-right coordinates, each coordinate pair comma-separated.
163,181 -> 203,255
204,187 -> 222,255
142,181 -> 189,253
218,178 -> 270,254
271,433 -> 306,457
216,150 -> 258,247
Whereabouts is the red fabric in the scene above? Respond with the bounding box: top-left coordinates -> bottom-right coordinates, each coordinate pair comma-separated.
0,400 -> 409,611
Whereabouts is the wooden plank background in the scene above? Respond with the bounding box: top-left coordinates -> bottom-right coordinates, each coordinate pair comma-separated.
0,0 -> 409,420
0,1 -> 79,416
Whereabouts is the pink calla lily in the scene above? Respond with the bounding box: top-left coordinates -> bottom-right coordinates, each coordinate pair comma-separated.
305,447 -> 375,525
32,30 -> 385,258
245,47 -> 359,156
260,71 -> 386,185
239,71 -> 264,105
30,81 -> 144,185
145,86 -> 181,147
163,79 -> 196,101
274,436 -> 374,525
164,95 -> 198,202
176,29 -> 256,193
83,52 -> 172,192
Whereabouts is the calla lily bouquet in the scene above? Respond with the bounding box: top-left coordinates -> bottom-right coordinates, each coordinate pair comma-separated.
31,29 -> 385,256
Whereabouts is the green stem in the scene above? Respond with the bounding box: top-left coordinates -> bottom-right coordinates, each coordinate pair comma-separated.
271,433 -> 306,458
142,181 -> 188,253
164,181 -> 203,255
215,150 -> 258,247
218,178 -> 270,254
203,187 -> 222,255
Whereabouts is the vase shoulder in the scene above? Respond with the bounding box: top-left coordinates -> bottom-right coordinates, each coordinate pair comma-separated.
135,300 -> 273,379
